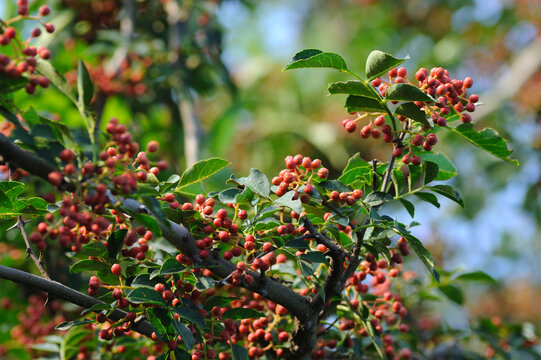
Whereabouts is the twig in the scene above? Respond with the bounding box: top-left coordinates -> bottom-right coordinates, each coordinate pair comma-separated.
17,216 -> 50,280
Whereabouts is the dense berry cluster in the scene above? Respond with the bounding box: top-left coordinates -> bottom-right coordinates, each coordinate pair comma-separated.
272,154 -> 328,200
0,1 -> 55,94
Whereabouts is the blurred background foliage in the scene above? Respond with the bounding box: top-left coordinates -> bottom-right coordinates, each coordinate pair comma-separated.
1,0 -> 541,357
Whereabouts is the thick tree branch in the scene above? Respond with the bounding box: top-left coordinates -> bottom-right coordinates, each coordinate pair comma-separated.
0,265 -> 154,337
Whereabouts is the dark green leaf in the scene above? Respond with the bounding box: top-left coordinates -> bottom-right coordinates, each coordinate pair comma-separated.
36,60 -> 77,104
222,307 -> 265,320
55,319 -> 94,331
319,180 -> 350,193
195,275 -> 216,290
413,192 -> 440,208
422,161 -> 439,185
78,242 -> 108,258
345,95 -> 386,113
0,74 -> 27,93
80,303 -> 112,316
172,320 -> 194,350
299,260 -> 315,277
285,238 -> 310,249
419,152 -> 457,180
160,174 -> 181,194
365,191 -> 393,206
160,258 -> 185,275
217,188 -> 242,204
395,102 -> 431,128
445,123 -> 518,165
439,284 -> 464,305
385,83 -> 435,102
399,199 -> 415,218
399,231 -> 439,282
126,287 -> 166,306
274,190 -> 302,215
70,259 -> 110,274
455,271 -> 496,284
174,349 -> 191,360
30,124 -> 56,140
328,80 -> 375,98
365,50 -> 407,81
77,60 -> 94,107
107,229 -> 127,260
232,343 -> 249,360
177,158 -> 231,189
300,251 -> 329,264
131,213 -> 161,236
284,49 -> 347,71
203,296 -> 237,311
235,168 -> 271,198
131,274 -> 159,288
147,308 -> 170,342
172,307 -> 205,328
428,185 -> 464,207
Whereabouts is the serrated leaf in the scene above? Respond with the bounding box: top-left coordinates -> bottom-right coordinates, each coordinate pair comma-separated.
70,259 -> 110,274
385,83 -> 435,102
285,237 -> 310,249
422,161 -> 439,185
203,296 -> 237,311
223,307 -> 265,320
54,319 -> 94,331
428,185 -> 464,207
445,123 -> 518,165
37,115 -> 76,147
107,229 -> 127,260
399,198 -> 415,218
174,349 -> 191,360
439,284 -> 464,305
395,102 -> 431,128
419,152 -> 457,180
365,191 -> 393,206
36,59 -> 77,104
232,343 -> 249,360
172,307 -> 205,328
300,251 -> 329,264
77,60 -> 94,107
78,242 -> 108,258
328,80 -> 375,98
147,308 -> 170,342
0,181 -> 25,201
234,168 -> 271,198
345,95 -> 386,113
274,190 -> 302,215
398,230 -> 439,282
365,50 -> 408,81
318,180 -> 351,193
0,73 -> 27,94
299,260 -> 315,277
455,271 -> 496,284
126,287 -> 166,306
131,274 -> 159,288
80,303 -> 112,316
160,258 -> 185,275
284,49 -> 347,71
177,158 -> 231,189
172,320 -> 194,350
413,192 -> 440,208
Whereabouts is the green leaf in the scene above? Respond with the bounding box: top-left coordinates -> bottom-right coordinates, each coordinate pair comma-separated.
77,60 -> 94,107
172,307 -> 205,328
300,251 -> 329,264
385,83 -> 435,102
419,152 -> 457,180
395,102 -> 431,128
328,80 -> 375,98
160,258 -> 185,275
232,343 -> 249,360
365,50 -> 408,81
174,349 -> 191,360
78,242 -> 108,258
455,271 -> 496,284
428,185 -> 464,207
299,260 -> 315,277
345,95 -> 386,113
399,199 -> 415,218
70,259 -> 110,274
365,191 -> 393,206
172,320 -> 194,350
0,73 -> 27,94
36,59 -> 77,105
318,180 -> 350,193
234,168 -> 271,198
203,296 -> 237,311
195,275 -> 217,290
147,308 -> 170,342
0,181 -> 25,201
422,161 -> 439,185
54,319 -> 94,331
80,303 -> 112,316
274,190 -> 302,215
222,307 -> 265,320
177,158 -> 231,189
126,287 -> 166,306
413,192 -> 440,208
445,123 -> 518,165
399,230 -> 439,282
107,229 -> 127,260
131,213 -> 161,236
31,342 -> 60,352
439,284 -> 463,305
284,49 -> 347,71
285,238 -> 310,249
131,274 -> 159,288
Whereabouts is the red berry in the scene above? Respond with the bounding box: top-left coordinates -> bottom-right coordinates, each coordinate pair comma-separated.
111,263 -> 121,276
4,28 -> 16,39
44,23 -> 55,33
39,5 -> 51,15
147,141 -> 159,153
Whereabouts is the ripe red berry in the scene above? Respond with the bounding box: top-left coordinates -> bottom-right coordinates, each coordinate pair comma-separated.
374,115 -> 386,126
5,28 -> 16,39
39,5 -> 51,15
111,263 -> 121,276
31,28 -> 41,38
48,171 -> 63,187
345,120 -> 356,133
44,23 -> 55,33
147,141 -> 159,153
317,167 -> 329,179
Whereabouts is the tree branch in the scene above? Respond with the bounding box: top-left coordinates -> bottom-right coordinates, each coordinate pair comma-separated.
0,265 -> 154,337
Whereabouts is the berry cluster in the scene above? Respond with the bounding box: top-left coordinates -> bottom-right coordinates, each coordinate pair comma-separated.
0,2 -> 55,94
272,154 -> 328,200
